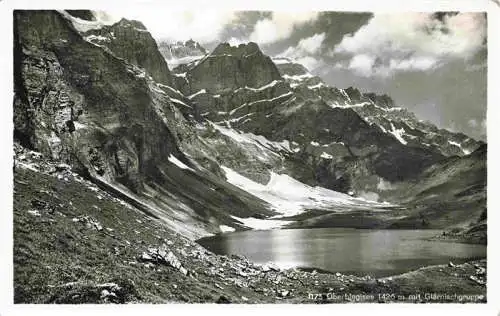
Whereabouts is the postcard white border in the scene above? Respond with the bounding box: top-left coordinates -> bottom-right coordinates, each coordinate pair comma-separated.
0,0 -> 497,315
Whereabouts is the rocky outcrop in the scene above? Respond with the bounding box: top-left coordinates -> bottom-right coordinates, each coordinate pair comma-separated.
188,42 -> 282,94
158,39 -> 207,61
75,14 -> 174,86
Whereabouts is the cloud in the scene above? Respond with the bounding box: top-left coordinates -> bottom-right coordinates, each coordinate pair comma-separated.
296,56 -> 324,71
106,10 -> 319,46
279,33 -> 325,57
340,54 -> 440,78
277,33 -> 326,70
226,37 -> 248,46
249,12 -> 319,44
347,54 -> 376,77
480,118 -> 487,136
332,12 -> 486,77
468,119 -> 478,128
468,118 -> 487,129
106,9 -> 237,43
295,32 -> 326,54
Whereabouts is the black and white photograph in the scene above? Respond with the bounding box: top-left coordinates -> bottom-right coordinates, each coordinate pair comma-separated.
4,0 -> 497,310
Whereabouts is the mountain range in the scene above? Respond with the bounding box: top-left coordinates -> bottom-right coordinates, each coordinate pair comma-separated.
13,10 -> 486,238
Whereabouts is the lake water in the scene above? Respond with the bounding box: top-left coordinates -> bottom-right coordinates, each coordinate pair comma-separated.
197,228 -> 486,277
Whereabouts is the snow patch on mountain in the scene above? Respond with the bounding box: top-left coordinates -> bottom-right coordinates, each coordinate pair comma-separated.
272,57 -> 294,65
166,55 -> 206,69
210,123 -> 292,154
234,80 -> 282,92
340,89 -> 352,103
84,34 -> 111,42
168,155 -> 194,171
188,89 -> 207,99
59,10 -> 118,33
388,123 -> 408,145
320,152 -> 333,159
219,225 -> 236,233
230,216 -> 292,230
169,98 -> 192,108
308,83 -> 326,90
448,140 -> 472,155
283,74 -> 314,81
222,166 -> 385,217
330,102 -> 371,109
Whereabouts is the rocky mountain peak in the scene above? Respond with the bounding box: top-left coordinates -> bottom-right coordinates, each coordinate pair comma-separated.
185,39 -> 206,53
211,42 -> 261,57
344,86 -> 362,102
77,16 -> 173,86
158,39 -> 207,66
187,41 -> 281,93
115,18 -> 148,30
363,92 -> 395,108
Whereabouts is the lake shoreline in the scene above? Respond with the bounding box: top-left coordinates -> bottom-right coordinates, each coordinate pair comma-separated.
198,227 -> 486,280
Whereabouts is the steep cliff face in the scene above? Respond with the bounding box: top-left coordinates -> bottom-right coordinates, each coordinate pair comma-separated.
13,10 -> 272,238
385,144 -> 487,229
15,10 -> 179,179
65,13 -> 174,86
187,42 -> 282,94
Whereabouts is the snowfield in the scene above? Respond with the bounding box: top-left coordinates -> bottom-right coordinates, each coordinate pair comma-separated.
219,225 -> 236,233
168,155 -> 194,171
230,216 -> 292,230
210,123 -> 292,155
449,140 -> 472,155
165,55 -> 206,70
60,10 -> 119,32
222,166 -> 387,218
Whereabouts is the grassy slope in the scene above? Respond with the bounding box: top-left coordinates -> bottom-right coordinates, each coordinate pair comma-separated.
14,165 -> 487,303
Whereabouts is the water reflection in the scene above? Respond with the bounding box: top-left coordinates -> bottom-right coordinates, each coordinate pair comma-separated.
197,228 -> 486,277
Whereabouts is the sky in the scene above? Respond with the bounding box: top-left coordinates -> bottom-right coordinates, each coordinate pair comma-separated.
104,10 -> 487,141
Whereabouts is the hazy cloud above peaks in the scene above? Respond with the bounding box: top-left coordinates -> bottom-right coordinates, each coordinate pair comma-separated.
248,12 -> 319,44
107,9 -> 238,43
332,12 -> 487,78
277,33 -> 327,70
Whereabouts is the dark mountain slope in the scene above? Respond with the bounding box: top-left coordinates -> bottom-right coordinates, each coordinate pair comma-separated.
178,44 -> 445,195
288,145 -> 486,231
387,144 -> 487,230
69,13 -> 174,86
13,10 -> 273,238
